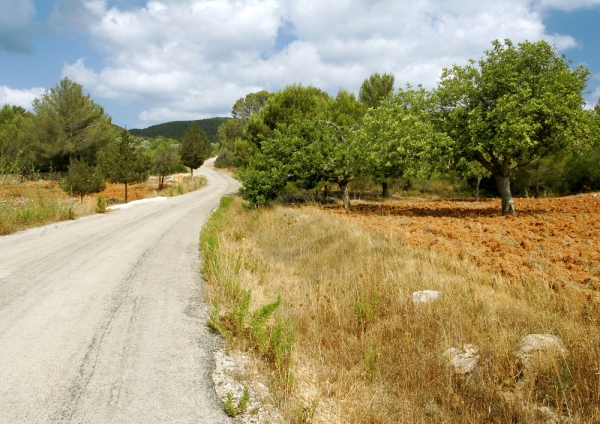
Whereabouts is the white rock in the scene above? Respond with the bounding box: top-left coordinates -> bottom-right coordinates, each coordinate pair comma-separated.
515,334 -> 568,372
412,290 -> 442,304
442,345 -> 480,375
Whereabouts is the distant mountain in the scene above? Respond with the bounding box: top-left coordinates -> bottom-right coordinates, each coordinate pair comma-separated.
130,117 -> 230,143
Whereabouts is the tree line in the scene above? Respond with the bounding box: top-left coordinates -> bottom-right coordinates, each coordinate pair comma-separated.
215,39 -> 600,214
0,78 -> 213,203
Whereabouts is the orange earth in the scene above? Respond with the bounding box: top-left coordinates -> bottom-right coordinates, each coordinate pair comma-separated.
326,195 -> 600,298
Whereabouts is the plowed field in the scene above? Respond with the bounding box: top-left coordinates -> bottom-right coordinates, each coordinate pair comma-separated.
326,195 -> 600,297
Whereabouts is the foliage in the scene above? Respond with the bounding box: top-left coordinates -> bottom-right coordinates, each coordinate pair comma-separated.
360,85 -> 450,197
179,123 -> 211,178
437,39 -> 590,214
223,386 -> 250,417
151,143 -> 180,189
359,72 -> 395,108
62,159 -> 105,202
0,104 -> 35,172
215,118 -> 246,168
240,88 -> 364,209
129,117 -> 228,143
98,129 -> 150,203
231,90 -> 271,120
32,78 -> 113,171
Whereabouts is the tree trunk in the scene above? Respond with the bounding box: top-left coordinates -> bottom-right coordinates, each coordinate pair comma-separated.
190,167 -> 194,182
124,182 -> 128,203
339,182 -> 351,210
494,175 -> 515,215
382,181 -> 390,198
475,177 -> 481,202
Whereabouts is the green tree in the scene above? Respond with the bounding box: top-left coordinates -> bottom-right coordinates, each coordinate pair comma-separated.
179,123 -> 211,180
62,159 -> 105,203
240,89 -> 363,209
215,118 -> 246,168
436,39 -> 590,215
0,104 -> 35,173
361,85 -> 448,198
359,72 -> 395,109
152,143 -> 180,189
244,85 -> 331,150
32,78 -> 113,171
99,130 -> 150,203
231,90 -> 271,120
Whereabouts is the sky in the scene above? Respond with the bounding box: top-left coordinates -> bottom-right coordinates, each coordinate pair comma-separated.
1,0 -> 600,130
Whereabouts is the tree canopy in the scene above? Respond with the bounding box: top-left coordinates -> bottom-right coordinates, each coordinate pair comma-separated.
231,90 -> 271,120
436,39 -> 590,214
179,123 -> 211,179
359,72 -> 395,109
99,130 -> 150,203
32,78 -> 113,171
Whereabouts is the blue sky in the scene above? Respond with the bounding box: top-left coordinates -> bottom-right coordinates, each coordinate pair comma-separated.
1,0 -> 599,129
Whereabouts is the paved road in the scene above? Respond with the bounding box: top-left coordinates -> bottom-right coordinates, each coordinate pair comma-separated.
0,159 -> 238,423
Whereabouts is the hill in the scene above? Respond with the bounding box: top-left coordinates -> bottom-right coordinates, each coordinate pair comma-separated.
130,117 -> 229,143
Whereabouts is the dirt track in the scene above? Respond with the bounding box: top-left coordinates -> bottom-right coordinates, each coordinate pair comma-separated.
327,195 -> 600,296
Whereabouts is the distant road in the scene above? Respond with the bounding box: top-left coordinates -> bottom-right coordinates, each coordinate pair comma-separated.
0,159 -> 238,423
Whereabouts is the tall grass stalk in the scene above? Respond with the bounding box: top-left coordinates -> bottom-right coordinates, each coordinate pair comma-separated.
203,195 -> 600,423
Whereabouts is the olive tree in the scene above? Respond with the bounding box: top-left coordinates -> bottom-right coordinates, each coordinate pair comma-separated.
436,39 -> 589,215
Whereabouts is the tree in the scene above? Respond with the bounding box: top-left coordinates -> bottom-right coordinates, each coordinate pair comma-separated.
240,89 -> 363,209
360,85 -> 449,198
32,78 -> 113,171
62,159 -> 105,203
152,143 -> 180,189
359,72 -> 395,109
214,118 -> 246,168
437,39 -> 590,215
0,104 -> 35,173
179,123 -> 211,180
99,130 -> 150,203
231,90 -> 271,120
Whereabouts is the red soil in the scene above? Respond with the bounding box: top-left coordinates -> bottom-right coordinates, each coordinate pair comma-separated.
326,195 -> 600,297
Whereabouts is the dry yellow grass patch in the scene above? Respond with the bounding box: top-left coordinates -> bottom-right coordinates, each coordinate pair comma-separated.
202,196 -> 600,423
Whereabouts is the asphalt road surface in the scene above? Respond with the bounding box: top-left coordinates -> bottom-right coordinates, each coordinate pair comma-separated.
0,159 -> 238,423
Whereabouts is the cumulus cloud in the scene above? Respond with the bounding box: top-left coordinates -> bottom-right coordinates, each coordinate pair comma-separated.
0,86 -> 46,110
58,0 -> 598,127
0,0 -> 37,53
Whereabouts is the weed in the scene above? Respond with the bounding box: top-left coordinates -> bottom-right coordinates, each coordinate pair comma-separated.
223,385 -> 250,417
293,399 -> 319,423
364,347 -> 380,382
354,291 -> 378,333
96,196 -> 106,213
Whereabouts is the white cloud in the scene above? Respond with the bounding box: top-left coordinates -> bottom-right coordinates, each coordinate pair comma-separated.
59,0 -> 598,127
534,0 -> 600,12
0,86 -> 46,110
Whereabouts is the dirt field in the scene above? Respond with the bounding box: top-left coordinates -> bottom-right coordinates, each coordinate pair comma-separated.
326,195 -> 600,297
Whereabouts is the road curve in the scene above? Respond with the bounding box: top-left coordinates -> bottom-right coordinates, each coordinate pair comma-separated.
0,159 -> 238,423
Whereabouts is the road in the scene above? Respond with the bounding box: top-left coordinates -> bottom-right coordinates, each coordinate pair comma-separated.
0,159 -> 238,423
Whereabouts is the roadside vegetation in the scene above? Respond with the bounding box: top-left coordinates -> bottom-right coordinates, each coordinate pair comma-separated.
214,39 -> 600,213
1,78 -> 213,235
202,195 -> 600,423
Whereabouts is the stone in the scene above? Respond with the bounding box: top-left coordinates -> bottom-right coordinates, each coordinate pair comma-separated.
515,334 -> 568,374
412,290 -> 441,304
442,344 -> 480,375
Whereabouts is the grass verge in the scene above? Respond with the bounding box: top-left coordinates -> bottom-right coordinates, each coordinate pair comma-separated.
0,174 -> 207,236
202,195 -> 600,423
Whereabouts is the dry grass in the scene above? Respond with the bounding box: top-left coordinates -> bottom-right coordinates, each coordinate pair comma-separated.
0,179 -> 95,235
0,174 -> 207,236
202,196 -> 600,423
